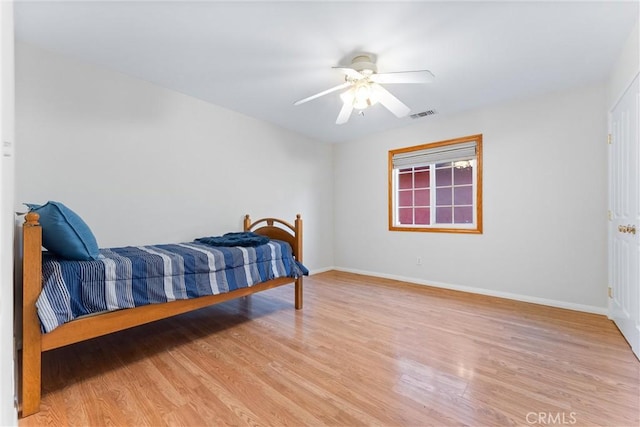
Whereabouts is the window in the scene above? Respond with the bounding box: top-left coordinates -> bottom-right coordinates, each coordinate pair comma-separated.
388,134 -> 482,233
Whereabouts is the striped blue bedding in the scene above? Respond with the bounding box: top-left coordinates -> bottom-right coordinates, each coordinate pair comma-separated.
37,240 -> 306,333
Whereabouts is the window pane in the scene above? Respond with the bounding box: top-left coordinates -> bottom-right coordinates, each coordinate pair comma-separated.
436,207 -> 453,223
435,167 -> 452,186
415,208 -> 430,225
454,165 -> 473,185
454,206 -> 473,224
454,186 -> 472,205
436,187 -> 452,206
436,162 -> 451,168
399,190 -> 413,207
399,172 -> 413,189
414,170 -> 430,188
414,189 -> 430,206
399,208 -> 413,224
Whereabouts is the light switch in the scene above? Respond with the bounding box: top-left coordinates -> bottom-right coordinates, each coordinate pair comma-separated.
2,140 -> 12,157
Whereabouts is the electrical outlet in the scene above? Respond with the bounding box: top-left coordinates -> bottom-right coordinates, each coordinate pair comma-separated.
416,256 -> 422,265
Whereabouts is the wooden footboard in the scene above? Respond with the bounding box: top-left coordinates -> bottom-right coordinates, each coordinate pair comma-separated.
20,213 -> 303,417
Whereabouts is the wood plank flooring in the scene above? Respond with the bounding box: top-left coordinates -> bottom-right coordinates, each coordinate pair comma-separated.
20,271 -> 639,426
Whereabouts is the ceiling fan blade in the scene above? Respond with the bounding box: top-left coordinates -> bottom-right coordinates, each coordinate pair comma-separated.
294,82 -> 352,106
371,84 -> 411,118
336,89 -> 355,125
332,67 -> 365,80
370,70 -> 435,84
336,102 -> 354,125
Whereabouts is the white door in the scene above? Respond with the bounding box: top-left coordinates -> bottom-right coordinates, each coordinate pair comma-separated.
609,73 -> 640,360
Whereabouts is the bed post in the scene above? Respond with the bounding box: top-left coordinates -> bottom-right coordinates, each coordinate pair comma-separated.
294,214 -> 303,310
21,212 -> 42,417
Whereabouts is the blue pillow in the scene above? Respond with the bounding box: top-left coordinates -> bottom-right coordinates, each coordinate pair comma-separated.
25,201 -> 99,261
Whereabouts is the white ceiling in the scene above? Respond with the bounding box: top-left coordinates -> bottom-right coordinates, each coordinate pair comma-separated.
14,1 -> 639,143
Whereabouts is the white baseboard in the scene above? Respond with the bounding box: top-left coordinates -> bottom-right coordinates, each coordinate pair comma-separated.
331,266 -> 608,316
308,266 -> 334,276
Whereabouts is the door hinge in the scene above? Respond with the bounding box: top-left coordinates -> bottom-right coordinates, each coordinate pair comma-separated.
608,134 -> 612,144
608,210 -> 612,221
608,286 -> 613,298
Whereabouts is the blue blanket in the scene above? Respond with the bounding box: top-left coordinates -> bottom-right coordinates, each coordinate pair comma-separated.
195,231 -> 270,247
37,239 -> 306,333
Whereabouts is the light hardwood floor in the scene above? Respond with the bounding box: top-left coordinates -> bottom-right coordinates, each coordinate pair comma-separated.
20,271 -> 639,426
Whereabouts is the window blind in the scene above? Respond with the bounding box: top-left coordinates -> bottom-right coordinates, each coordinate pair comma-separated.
392,140 -> 477,169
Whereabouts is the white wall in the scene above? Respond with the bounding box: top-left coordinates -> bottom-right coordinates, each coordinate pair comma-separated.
334,83 -> 608,312
15,42 -> 334,272
0,1 -> 17,424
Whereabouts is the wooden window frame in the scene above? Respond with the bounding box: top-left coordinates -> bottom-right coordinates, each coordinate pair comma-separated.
388,134 -> 483,234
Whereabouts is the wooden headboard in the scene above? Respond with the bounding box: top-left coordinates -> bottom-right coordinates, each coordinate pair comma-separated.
244,214 -> 303,263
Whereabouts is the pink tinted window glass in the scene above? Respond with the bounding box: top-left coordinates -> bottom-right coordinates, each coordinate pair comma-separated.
414,189 -> 430,206
397,165 -> 433,226
415,208 -> 430,225
398,172 -> 413,190
454,186 -> 473,205
414,170 -> 430,188
436,207 -> 453,223
399,208 -> 413,224
453,165 -> 473,185
454,206 -> 473,224
435,167 -> 452,186
399,190 -> 413,207
436,187 -> 452,206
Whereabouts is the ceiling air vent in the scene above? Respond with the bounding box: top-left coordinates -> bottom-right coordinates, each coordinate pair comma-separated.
410,110 -> 438,119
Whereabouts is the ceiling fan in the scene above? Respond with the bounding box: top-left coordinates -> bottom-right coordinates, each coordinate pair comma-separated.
294,53 -> 435,125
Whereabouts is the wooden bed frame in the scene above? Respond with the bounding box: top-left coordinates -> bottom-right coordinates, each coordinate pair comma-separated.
20,213 -> 303,417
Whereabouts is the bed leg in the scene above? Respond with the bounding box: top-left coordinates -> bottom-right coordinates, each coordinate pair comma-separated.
20,344 -> 41,417
295,277 -> 303,309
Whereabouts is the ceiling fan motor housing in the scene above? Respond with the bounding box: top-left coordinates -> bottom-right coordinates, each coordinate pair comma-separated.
351,54 -> 377,75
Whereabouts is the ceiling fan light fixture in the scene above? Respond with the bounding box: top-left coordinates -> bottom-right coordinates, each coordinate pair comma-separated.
352,82 -> 377,110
